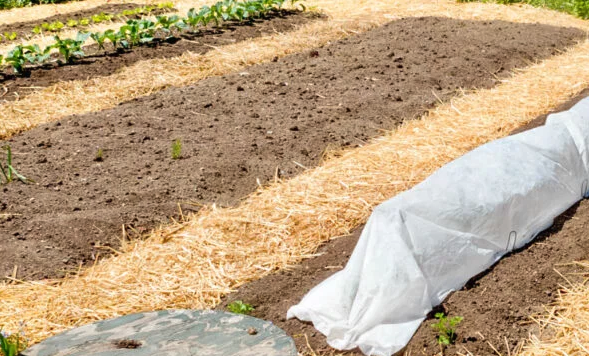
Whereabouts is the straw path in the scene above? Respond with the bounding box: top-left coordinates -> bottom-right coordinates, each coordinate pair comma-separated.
1,0 -> 588,139
3,24 -> 589,344
520,262 -> 589,356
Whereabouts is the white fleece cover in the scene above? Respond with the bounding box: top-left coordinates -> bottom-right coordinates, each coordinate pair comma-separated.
287,97 -> 589,356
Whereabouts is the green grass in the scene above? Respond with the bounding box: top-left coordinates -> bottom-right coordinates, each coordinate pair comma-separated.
458,0 -> 589,19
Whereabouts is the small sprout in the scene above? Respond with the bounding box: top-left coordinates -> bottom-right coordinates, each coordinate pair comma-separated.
171,139 -> 182,160
0,327 -> 27,356
0,145 -> 32,184
66,19 -> 79,27
431,313 -> 463,347
79,18 -> 90,26
94,148 -> 104,162
227,300 -> 254,315
4,32 -> 17,41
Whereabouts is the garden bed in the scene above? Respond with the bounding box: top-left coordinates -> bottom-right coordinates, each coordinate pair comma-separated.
220,90 -> 589,356
0,2 -> 171,43
0,10 -> 315,102
0,16 -> 582,280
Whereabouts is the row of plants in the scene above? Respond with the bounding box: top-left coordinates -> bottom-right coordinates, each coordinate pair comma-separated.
31,2 -> 175,34
0,2 -> 175,44
457,0 -> 589,19
0,0 -> 305,74
0,0 -> 74,11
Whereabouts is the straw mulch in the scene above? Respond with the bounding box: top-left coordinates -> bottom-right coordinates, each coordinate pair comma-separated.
1,0 -> 587,139
2,19 -> 589,344
520,262 -> 589,356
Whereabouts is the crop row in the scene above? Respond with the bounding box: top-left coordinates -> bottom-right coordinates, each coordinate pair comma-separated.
0,0 -> 72,11
0,0 -> 305,74
0,2 -> 175,44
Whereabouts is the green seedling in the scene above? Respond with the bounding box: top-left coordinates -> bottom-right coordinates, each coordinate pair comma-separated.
3,32 -> 17,41
227,301 -> 254,315
3,44 -> 46,74
157,1 -> 174,9
53,32 -> 90,63
90,31 -> 108,51
79,18 -> 90,26
0,145 -> 33,184
94,148 -> 104,162
156,15 -> 181,36
171,139 -> 182,159
48,20 -> 65,32
66,19 -> 79,27
431,313 -> 463,347
103,29 -> 124,49
32,25 -> 42,35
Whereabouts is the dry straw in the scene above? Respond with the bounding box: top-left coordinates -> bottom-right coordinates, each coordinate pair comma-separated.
2,14 -> 589,346
1,0 -> 588,138
520,261 -> 589,356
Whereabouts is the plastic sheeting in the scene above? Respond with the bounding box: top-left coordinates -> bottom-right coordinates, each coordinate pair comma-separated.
287,97 -> 589,356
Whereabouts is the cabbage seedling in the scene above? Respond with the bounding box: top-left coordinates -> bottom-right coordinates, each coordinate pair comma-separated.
53,32 -> 90,63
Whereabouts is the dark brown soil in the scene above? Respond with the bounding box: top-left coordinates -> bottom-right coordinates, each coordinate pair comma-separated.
220,90 -> 589,356
0,3 -> 170,45
0,10 -> 316,103
0,17 -> 583,282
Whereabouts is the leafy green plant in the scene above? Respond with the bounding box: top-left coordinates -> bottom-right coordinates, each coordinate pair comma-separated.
90,31 -> 109,51
431,313 -> 463,347
156,15 -> 181,36
66,19 -> 79,27
79,18 -> 90,26
53,32 -> 90,63
0,145 -> 33,184
3,32 -> 17,41
171,139 -> 182,159
3,45 -> 46,74
227,301 -> 254,315
48,20 -> 65,32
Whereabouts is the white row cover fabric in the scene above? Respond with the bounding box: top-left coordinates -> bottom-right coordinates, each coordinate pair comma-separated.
287,97 -> 589,356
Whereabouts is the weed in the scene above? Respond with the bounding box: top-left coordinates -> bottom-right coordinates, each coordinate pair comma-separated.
171,139 -> 182,159
0,145 -> 33,184
431,313 -> 463,347
227,301 -> 255,315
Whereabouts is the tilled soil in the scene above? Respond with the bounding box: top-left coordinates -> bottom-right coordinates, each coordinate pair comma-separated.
0,3 -> 170,45
0,17 -> 583,280
0,10 -> 316,102
220,90 -> 589,356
